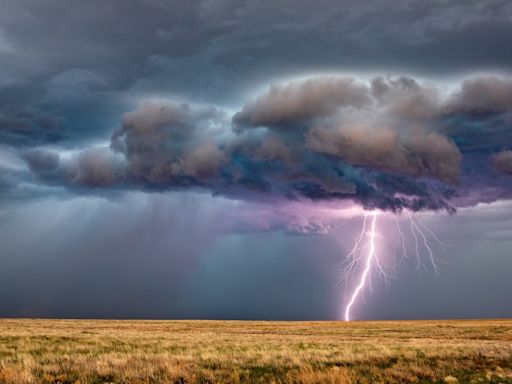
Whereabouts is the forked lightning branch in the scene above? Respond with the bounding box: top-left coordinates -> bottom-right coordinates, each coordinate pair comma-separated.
342,211 -> 444,321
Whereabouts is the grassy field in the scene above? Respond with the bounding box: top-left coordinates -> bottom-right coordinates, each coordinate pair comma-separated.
0,319 -> 511,384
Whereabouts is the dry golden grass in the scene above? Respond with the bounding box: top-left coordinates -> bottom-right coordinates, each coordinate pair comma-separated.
0,319 -> 511,383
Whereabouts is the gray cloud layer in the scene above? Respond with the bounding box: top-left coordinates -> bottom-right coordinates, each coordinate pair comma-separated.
1,0 -> 512,149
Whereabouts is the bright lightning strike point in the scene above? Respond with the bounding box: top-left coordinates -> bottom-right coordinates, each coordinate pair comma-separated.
344,211 -> 379,322
341,210 -> 445,322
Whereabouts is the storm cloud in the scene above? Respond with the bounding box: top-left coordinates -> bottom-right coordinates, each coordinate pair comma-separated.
1,0 -> 512,148
16,75 -> 511,213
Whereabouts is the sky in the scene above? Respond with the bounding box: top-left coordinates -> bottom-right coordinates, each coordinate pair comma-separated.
1,0 -> 512,320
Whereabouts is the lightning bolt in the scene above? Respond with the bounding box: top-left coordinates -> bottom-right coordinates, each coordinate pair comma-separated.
344,212 -> 378,322
342,210 -> 445,322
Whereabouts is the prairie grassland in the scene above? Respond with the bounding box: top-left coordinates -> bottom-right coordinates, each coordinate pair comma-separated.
0,319 -> 511,384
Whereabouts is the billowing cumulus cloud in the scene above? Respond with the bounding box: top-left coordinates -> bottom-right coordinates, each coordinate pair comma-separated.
370,76 -> 441,120
63,149 -> 126,187
20,75 -> 512,213
24,145 -> 128,191
447,76 -> 512,115
111,102 -> 229,184
307,125 -> 461,183
232,77 -> 371,129
24,148 -> 59,175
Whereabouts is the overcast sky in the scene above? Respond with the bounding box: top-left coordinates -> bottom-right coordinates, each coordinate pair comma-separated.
1,0 -> 512,320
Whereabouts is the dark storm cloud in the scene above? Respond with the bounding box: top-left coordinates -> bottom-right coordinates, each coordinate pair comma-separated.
0,70 -> 122,148
1,0 -> 512,150
0,110 -> 65,146
24,147 -> 126,189
1,0 -> 512,210
24,148 -> 59,173
0,0 -> 241,88
0,0 -> 241,147
2,0 -> 511,81
20,75 -> 512,213
207,0 -> 512,74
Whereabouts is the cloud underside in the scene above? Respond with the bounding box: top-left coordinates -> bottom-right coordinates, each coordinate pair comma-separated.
19,75 -> 512,212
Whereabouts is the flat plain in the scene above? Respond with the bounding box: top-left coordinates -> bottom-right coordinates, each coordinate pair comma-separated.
0,319 -> 511,383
